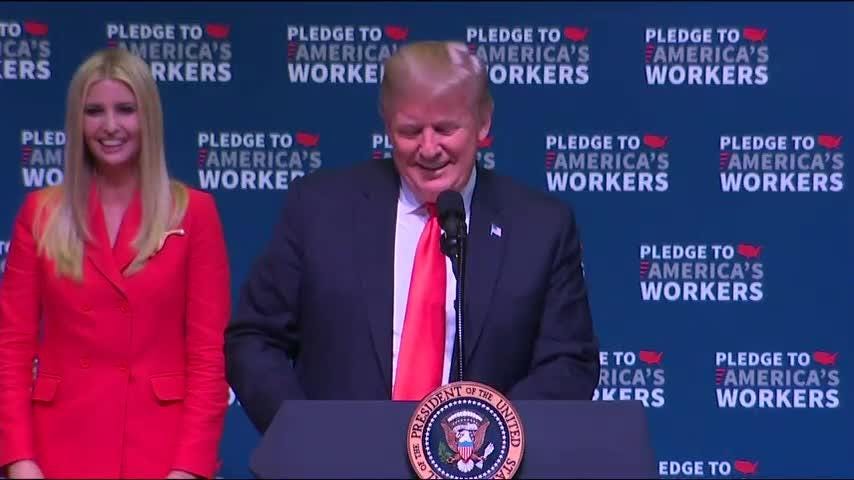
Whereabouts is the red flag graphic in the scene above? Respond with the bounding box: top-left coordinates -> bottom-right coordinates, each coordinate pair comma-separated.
24,21 -> 48,36
563,27 -> 589,42
639,351 -> 663,365
643,135 -> 668,149
478,136 -> 493,148
384,25 -> 408,41
813,351 -> 838,366
295,132 -> 320,147
817,135 -> 843,149
733,460 -> 759,475
742,27 -> 767,42
205,24 -> 230,39
736,244 -> 761,259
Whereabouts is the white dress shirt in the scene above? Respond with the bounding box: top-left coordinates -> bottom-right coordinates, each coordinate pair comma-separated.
392,167 -> 476,390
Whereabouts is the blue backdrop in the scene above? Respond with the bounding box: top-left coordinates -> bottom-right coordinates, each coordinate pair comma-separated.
1,2 -> 851,478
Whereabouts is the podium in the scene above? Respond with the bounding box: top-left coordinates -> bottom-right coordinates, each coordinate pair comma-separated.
250,400 -> 657,479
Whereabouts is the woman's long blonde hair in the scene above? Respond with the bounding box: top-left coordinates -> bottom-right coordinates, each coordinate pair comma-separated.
35,48 -> 187,281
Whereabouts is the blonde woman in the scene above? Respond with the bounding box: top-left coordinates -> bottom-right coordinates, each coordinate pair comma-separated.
0,48 -> 230,479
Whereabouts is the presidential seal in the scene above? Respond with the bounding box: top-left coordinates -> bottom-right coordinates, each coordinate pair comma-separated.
407,381 -> 525,479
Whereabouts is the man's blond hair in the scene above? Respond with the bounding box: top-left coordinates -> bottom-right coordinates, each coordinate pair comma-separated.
379,41 -> 493,120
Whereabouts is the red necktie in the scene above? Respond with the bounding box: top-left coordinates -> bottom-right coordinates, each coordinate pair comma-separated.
393,203 -> 446,401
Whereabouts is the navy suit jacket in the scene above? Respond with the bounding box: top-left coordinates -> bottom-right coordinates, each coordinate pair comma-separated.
225,159 -> 600,433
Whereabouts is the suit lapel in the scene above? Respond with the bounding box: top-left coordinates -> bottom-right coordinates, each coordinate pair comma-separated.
112,190 -> 141,275
353,160 -> 399,396
85,183 -> 129,298
463,168 -> 505,363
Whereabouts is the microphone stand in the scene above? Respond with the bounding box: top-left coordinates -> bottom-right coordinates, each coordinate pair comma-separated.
443,220 -> 467,383
454,230 -> 466,383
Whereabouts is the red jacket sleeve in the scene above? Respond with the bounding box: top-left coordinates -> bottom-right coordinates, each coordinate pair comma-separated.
171,191 -> 231,478
0,192 -> 43,468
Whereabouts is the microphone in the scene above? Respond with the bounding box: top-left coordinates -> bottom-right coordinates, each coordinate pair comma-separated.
437,190 -> 467,257
436,190 -> 466,383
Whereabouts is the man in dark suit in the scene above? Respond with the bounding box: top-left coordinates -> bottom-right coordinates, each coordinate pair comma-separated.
225,41 -> 599,434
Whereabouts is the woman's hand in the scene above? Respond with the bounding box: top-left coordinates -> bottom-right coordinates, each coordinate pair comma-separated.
7,459 -> 44,479
166,469 -> 197,479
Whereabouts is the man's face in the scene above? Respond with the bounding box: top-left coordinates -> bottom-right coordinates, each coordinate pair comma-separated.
385,87 -> 491,203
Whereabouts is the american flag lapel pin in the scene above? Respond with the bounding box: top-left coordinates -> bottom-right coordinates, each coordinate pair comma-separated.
490,223 -> 502,238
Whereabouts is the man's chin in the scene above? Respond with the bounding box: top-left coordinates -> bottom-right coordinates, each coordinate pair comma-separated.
409,178 -> 453,203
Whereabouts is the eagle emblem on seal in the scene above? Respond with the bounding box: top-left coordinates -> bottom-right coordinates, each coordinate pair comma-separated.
440,410 -> 496,473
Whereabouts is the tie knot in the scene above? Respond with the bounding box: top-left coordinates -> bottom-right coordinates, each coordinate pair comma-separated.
425,202 -> 438,218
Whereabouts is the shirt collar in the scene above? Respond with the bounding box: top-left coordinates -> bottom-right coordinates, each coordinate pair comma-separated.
399,165 -> 476,218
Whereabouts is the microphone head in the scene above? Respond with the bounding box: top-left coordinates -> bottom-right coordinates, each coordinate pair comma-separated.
437,189 -> 464,218
437,190 -> 466,261
437,190 -> 466,238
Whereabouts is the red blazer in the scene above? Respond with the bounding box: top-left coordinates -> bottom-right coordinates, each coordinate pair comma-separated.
0,184 -> 230,478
